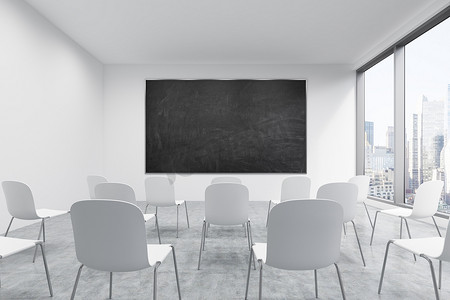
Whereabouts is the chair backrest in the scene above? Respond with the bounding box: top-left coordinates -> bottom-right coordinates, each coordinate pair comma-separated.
280,176 -> 311,202
211,177 -> 242,184
205,183 -> 249,225
410,180 -> 444,219
2,181 -> 39,220
70,200 -> 149,272
266,199 -> 343,270
94,182 -> 137,205
348,175 -> 370,202
145,176 -> 176,207
87,175 -> 107,199
316,182 -> 358,222
438,219 -> 450,261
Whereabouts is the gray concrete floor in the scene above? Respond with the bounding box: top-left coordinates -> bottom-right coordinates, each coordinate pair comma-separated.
0,201 -> 449,299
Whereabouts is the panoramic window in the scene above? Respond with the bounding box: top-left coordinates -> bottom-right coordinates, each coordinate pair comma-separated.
405,17 -> 450,212
364,55 -> 395,201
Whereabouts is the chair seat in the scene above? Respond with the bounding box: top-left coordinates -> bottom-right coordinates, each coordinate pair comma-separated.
36,208 -> 69,219
393,237 -> 444,258
0,237 -> 39,258
143,213 -> 155,222
147,244 -> 172,267
380,207 -> 412,218
252,243 -> 267,263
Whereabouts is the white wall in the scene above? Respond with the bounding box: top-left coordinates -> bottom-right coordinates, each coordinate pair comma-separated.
0,1 -> 104,231
103,64 -> 356,202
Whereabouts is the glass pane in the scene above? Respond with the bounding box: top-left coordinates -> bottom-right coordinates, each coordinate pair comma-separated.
405,17 -> 450,212
364,55 -> 395,201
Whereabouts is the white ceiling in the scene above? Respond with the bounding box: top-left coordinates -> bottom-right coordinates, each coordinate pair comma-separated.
25,0 -> 450,68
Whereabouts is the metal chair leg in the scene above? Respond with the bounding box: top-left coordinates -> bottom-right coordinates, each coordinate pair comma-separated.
197,221 -> 206,270
145,203 -> 150,214
33,219 -> 45,263
4,217 -> 14,237
109,272 -> 113,299
171,246 -> 182,300
370,211 -> 380,245
399,217 -> 403,239
378,240 -> 393,294
71,264 -> 84,300
184,201 -> 190,228
153,262 -> 161,300
176,205 -> 179,238
246,221 -> 256,270
244,248 -> 254,300
432,216 -> 442,237
266,200 -> 272,227
258,260 -> 263,300
403,218 -> 416,261
155,215 -> 161,244
343,223 -> 347,236
363,202 -> 373,228
439,260 -> 442,290
420,254 -> 440,300
314,269 -> 318,298
334,263 -> 346,300
39,243 -> 53,297
351,220 -> 366,267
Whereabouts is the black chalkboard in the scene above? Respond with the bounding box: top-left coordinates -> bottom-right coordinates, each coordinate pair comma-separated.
145,80 -> 306,173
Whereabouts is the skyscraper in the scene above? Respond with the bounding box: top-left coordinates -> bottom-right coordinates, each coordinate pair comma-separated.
386,126 -> 394,152
365,121 -> 374,147
409,114 -> 419,192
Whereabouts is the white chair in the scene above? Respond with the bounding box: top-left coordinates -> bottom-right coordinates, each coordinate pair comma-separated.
245,199 -> 346,300
266,176 -> 311,227
348,175 -> 373,227
0,236 -> 53,296
317,182 -> 366,266
378,219 -> 450,300
86,175 -> 107,199
370,180 -> 444,246
211,176 -> 242,184
2,181 -> 69,262
94,182 -> 161,244
70,199 -> 181,300
144,177 -> 189,238
198,183 -> 252,269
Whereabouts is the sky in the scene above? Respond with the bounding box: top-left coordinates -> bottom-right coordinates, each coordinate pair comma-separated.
365,17 -> 450,147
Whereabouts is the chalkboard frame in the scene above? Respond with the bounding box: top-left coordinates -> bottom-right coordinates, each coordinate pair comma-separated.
145,79 -> 307,173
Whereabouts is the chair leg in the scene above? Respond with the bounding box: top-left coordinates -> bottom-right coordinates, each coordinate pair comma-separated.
314,269 -> 318,298
350,220 -> 366,267
266,200 -> 272,228
203,223 -> 207,251
439,260 -> 442,290
343,223 -> 347,236
258,260 -> 263,300
171,246 -> 182,300
244,248 -> 254,300
403,218 -> 416,261
153,262 -> 161,300
334,263 -> 346,300
155,207 -> 158,227
33,219 -> 45,263
109,272 -> 113,299
155,214 -> 161,244
71,264 -> 84,300
176,205 -> 179,238
363,202 -> 373,228
184,201 -> 190,228
378,240 -> 393,294
246,221 -> 256,270
420,254 -> 440,300
370,211 -> 380,245
4,217 -> 14,237
39,243 -> 53,297
197,221 -> 206,270
145,203 -> 150,214
399,217 -> 403,239
432,216 -> 442,237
